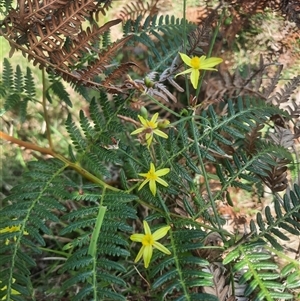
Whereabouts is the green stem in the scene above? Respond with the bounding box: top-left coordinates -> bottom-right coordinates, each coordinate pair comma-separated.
88,194 -> 107,257
190,118 -> 223,234
42,68 -> 53,150
169,226 -> 191,301
38,247 -> 71,258
148,94 -> 181,118
88,189 -> 107,301
182,0 -> 190,99
157,193 -> 170,220
196,8 -> 225,98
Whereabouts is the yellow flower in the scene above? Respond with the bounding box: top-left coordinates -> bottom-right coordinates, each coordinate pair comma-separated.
0,278 -> 21,300
175,52 -> 223,89
0,224 -> 28,245
131,113 -> 169,147
130,220 -> 171,268
138,163 -> 170,196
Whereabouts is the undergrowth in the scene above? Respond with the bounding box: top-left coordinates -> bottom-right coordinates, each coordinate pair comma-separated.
0,0 -> 300,300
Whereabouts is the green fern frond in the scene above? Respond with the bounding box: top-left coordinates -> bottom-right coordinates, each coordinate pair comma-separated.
249,185 -> 300,249
59,188 -> 135,300
1,59 -> 38,121
0,159 -> 69,300
46,72 -> 72,107
2,58 -> 13,89
224,241 -> 294,301
65,113 -> 87,153
13,65 -> 24,94
123,14 -> 195,71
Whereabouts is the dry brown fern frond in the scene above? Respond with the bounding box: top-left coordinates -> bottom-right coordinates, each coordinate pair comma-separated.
244,123 -> 265,155
202,263 -> 230,300
185,5 -> 213,25
268,75 -> 300,110
0,0 -> 133,89
118,0 -> 161,22
204,55 -> 284,102
187,24 -> 211,56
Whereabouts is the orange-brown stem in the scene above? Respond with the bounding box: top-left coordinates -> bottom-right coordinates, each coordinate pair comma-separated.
0,131 -> 121,191
0,131 -> 55,156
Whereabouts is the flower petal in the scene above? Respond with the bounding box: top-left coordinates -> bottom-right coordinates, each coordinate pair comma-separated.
138,178 -> 150,191
175,68 -> 193,78
149,179 -> 157,196
138,172 -> 149,177
145,133 -> 153,147
153,129 -> 168,139
143,245 -> 153,268
153,241 -> 171,255
156,177 -> 169,187
190,69 -> 200,89
199,57 -> 223,70
179,52 -> 192,67
131,128 -> 144,135
150,112 -> 159,123
149,163 -> 156,172
152,226 -> 170,240
138,115 -> 148,127
130,233 -> 145,242
134,245 -> 145,263
155,168 -> 170,176
143,220 -> 151,235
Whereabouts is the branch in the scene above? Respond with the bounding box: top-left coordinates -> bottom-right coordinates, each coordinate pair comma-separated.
0,131 -> 121,192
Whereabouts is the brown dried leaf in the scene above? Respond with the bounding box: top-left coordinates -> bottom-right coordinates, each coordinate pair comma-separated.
202,263 -> 230,301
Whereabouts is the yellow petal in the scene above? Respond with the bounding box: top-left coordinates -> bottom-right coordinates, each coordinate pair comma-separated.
150,113 -> 159,124
156,177 -> 168,187
134,245 -> 145,263
143,245 -> 153,268
155,168 -> 170,176
149,163 -> 156,173
138,178 -> 150,191
130,234 -> 145,242
153,241 -> 171,255
131,128 -> 144,135
137,115 -> 148,127
190,69 -> 200,89
179,52 -> 192,67
143,220 -> 151,235
175,68 -> 193,78
145,133 -> 153,147
152,226 -> 170,240
153,129 -> 168,139
199,56 -> 223,70
149,179 -> 157,196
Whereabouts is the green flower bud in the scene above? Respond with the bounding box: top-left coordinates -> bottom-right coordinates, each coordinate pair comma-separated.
140,106 -> 148,119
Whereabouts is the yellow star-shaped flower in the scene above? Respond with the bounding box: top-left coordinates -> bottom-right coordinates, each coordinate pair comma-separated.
176,52 -> 223,89
138,162 -> 170,196
130,220 -> 171,268
131,113 -> 169,148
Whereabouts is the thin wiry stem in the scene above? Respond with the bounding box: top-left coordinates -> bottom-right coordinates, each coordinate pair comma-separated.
42,68 -> 53,149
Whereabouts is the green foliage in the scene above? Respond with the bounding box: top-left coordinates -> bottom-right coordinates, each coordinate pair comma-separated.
123,14 -> 196,71
0,58 -> 37,121
1,1 -> 300,300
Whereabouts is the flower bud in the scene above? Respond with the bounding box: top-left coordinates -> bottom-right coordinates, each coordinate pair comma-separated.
140,106 -> 148,119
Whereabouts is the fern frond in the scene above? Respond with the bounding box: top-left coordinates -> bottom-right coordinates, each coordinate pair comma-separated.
0,159 -> 68,300
46,72 -> 72,107
123,14 -> 195,72
59,189 -> 136,300
224,240 -> 296,301
119,0 -> 160,22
